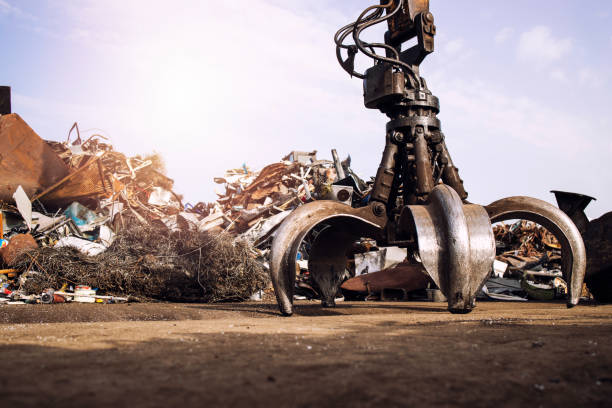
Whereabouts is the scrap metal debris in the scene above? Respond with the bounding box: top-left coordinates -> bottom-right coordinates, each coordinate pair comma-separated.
0,110 -> 375,305
0,105 -> 609,306
0,116 -> 269,304
11,223 -> 267,303
202,149 -> 369,236
481,221 -> 571,301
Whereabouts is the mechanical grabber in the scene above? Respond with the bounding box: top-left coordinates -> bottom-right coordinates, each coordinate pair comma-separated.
269,0 -> 586,315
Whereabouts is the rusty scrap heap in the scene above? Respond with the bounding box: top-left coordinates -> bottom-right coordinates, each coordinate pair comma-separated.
44,129 -> 177,221
201,150 -> 368,236
0,106 -> 372,304
0,79 -> 610,307
0,112 -> 269,304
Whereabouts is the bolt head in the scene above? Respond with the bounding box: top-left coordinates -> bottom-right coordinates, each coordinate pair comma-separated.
337,189 -> 351,202
372,202 -> 386,217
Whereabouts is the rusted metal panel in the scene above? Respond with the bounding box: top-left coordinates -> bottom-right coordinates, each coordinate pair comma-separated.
583,212 -> 612,302
0,114 -> 70,203
341,262 -> 430,293
33,152 -> 116,207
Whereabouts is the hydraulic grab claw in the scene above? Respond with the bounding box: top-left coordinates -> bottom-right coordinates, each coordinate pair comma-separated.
401,185 -> 495,313
270,201 -> 385,315
485,196 -> 587,307
269,0 -> 587,315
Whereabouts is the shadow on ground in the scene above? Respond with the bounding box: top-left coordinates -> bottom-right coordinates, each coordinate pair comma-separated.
1,314 -> 611,408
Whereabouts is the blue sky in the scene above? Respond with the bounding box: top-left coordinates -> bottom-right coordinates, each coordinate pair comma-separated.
1,0 -> 611,218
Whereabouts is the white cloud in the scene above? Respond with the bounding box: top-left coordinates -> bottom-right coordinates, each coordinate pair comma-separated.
577,68 -> 607,88
0,0 -> 36,20
494,27 -> 514,44
423,75 -> 608,214
517,26 -> 572,66
444,38 -> 465,56
579,68 -> 594,84
431,34 -> 475,68
0,0 -> 13,14
434,78 -> 594,152
550,69 -> 567,82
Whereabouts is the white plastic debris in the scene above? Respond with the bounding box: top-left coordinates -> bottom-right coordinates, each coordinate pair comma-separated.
12,185 -> 32,230
197,212 -> 224,232
160,215 -> 181,232
31,212 -> 66,231
148,187 -> 180,208
380,246 -> 407,269
98,225 -> 115,247
55,236 -> 108,256
249,290 -> 264,301
493,260 -> 508,278
73,286 -> 97,303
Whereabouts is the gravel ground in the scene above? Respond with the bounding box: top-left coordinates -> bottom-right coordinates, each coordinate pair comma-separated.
1,300 -> 611,408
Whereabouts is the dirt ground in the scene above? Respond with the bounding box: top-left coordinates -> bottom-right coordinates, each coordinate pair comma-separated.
1,300 -> 611,408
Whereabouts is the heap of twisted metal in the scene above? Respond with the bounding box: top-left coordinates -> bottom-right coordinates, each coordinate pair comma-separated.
269,0 -> 586,315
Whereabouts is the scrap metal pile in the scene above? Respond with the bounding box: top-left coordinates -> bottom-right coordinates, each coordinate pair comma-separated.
484,221 -> 570,301
0,113 -> 267,304
1,110 -> 609,306
203,150 -> 368,239
201,150 -> 375,301
0,109 -> 373,305
0,91 -> 610,307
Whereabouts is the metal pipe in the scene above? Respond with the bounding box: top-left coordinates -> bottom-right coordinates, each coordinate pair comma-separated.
331,149 -> 346,180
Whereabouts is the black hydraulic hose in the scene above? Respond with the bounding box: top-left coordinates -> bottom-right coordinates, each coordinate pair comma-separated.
352,0 -> 420,87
